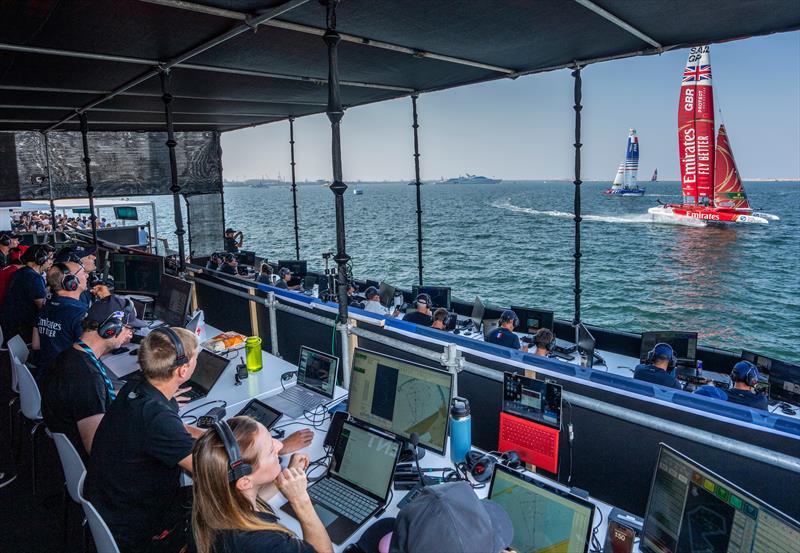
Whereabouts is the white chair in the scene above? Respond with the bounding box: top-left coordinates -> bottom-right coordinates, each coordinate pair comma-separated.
81,476 -> 121,553
14,356 -> 47,495
52,432 -> 87,549
7,334 -> 30,365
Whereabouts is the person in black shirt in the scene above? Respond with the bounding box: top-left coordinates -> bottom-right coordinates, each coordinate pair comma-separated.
402,293 -> 434,326
486,310 -> 528,352
431,307 -> 449,330
1,244 -> 52,344
192,416 -> 333,553
224,228 -> 244,253
533,328 -> 555,357
219,253 -> 238,275
256,263 -> 274,285
0,232 -> 20,268
42,295 -> 142,460
205,252 -> 222,272
633,343 -> 682,389
726,361 -> 768,410
275,267 -> 301,291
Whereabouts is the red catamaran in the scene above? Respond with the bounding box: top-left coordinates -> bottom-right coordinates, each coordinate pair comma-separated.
649,45 -> 769,225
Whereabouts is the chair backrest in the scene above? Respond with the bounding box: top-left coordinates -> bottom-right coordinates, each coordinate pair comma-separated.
7,334 -> 29,365
15,357 -> 42,422
81,491 -> 121,553
0,324 -> 5,350
52,432 -> 86,503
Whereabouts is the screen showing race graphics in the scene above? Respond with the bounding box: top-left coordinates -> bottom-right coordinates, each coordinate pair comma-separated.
349,348 -> 453,455
641,445 -> 799,553
297,346 -> 338,398
512,307 -> 555,334
111,253 -> 163,295
331,421 -> 400,498
153,274 -> 193,327
489,466 -> 594,553
504,372 -> 562,428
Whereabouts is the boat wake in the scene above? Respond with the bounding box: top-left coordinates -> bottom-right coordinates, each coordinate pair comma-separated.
754,212 -> 781,221
492,199 -> 704,226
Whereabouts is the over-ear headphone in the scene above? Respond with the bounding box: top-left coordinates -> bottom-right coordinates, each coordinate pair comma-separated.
646,342 -> 676,370
500,309 -> 519,328
534,328 -> 556,352
212,420 -> 253,483
55,262 -> 80,292
27,245 -> 51,267
415,293 -> 431,308
98,299 -> 136,339
151,326 -> 189,367
464,450 -> 522,483
731,360 -> 759,388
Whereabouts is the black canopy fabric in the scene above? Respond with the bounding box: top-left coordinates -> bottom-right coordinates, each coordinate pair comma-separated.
0,0 -> 798,132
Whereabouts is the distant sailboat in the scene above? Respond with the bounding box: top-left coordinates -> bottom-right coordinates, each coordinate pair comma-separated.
603,129 -> 644,196
650,169 -> 658,182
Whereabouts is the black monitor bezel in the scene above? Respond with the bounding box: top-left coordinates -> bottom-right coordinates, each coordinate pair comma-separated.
488,464 -> 595,553
742,349 -> 800,404
297,345 -> 339,400
510,305 -> 555,334
577,322 -> 595,366
378,281 -> 396,307
110,252 -> 164,295
641,443 -> 800,553
639,331 -> 698,364
152,274 -> 193,327
236,250 -> 256,266
411,285 -> 452,310
471,296 -> 485,326
348,347 -> 454,456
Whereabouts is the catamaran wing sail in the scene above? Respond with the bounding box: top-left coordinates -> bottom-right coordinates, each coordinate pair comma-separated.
623,128 -> 639,189
713,124 -> 752,212
651,168 -> 658,181
678,45 -> 715,204
612,163 -> 624,188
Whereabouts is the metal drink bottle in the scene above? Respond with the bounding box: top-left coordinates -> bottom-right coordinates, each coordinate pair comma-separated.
449,397 -> 471,465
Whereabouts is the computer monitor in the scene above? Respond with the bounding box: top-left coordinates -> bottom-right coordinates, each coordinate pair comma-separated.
511,306 -> 554,334
152,274 -> 193,327
503,372 -> 562,429
378,281 -> 396,308
113,206 -> 138,220
110,253 -> 164,295
742,350 -> 800,404
489,465 -> 595,553
411,285 -> 451,310
641,444 -> 800,553
640,331 -> 698,365
348,348 -> 454,455
277,259 -> 307,277
302,275 -> 317,290
236,250 -> 256,266
470,296 -> 485,328
577,323 -> 596,368
297,346 -> 338,399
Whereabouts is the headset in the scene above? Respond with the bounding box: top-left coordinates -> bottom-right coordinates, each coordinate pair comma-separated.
223,252 -> 236,264
0,234 -> 10,247
534,328 -> 556,352
464,450 -> 522,483
98,299 -> 136,339
646,342 -> 676,370
415,293 -> 431,308
54,262 -> 80,292
731,360 -> 759,388
151,326 -> 189,367
499,309 -> 519,328
212,420 -> 253,483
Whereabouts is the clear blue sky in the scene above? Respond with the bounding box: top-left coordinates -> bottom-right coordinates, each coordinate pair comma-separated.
221,32 -> 800,182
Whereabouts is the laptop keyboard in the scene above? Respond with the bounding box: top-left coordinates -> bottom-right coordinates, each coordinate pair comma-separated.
501,416 -> 556,456
283,386 -> 325,410
309,478 -> 379,523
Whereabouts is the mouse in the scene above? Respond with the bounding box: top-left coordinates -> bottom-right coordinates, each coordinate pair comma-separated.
453,329 -> 461,335
129,348 -> 138,356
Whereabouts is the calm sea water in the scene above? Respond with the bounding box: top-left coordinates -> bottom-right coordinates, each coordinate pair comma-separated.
148,180 -> 799,363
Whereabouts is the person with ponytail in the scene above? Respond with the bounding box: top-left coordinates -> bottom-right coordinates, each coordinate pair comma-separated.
192,416 -> 333,553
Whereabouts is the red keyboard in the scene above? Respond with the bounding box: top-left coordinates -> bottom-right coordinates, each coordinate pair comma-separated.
498,411 -> 560,474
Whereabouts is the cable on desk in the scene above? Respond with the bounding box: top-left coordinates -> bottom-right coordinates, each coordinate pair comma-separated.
180,400 -> 227,422
589,504 -> 604,553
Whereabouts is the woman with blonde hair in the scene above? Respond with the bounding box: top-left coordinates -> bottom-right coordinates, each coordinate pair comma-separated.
192,416 -> 333,553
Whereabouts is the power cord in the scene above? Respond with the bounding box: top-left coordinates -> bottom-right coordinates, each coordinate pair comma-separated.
589,506 -> 605,553
180,400 -> 227,423
280,371 -> 297,392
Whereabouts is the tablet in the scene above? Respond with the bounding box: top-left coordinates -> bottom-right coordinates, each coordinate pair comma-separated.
235,399 -> 282,429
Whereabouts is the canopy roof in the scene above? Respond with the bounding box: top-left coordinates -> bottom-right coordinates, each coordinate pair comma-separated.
1,0 -> 798,132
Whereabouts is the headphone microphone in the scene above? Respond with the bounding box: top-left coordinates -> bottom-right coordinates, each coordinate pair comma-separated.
732,361 -> 759,388
212,420 -> 253,483
646,343 -> 676,370
55,262 -> 80,292
151,326 -> 189,367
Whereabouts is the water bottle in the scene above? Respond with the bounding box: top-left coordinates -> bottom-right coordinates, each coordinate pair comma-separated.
696,359 -> 703,378
449,397 -> 471,465
245,336 -> 263,372
312,283 -> 319,298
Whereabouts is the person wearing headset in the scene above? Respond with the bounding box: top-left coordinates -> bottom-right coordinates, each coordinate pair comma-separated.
219,252 -> 239,276
54,245 -> 98,307
725,361 -> 768,410
192,416 -> 334,553
275,267 -> 301,291
402,293 -> 434,326
532,328 -> 556,357
633,343 -> 682,389
0,231 -> 20,268
32,261 -> 90,374
42,295 -> 143,460
0,244 -> 53,345
363,286 -> 400,317
486,310 -> 529,353
206,252 -> 223,271
431,307 -> 450,330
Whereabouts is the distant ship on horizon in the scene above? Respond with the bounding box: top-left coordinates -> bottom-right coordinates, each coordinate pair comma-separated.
440,174 -> 502,184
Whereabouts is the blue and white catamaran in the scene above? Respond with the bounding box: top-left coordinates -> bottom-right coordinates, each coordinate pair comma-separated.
604,128 -> 644,196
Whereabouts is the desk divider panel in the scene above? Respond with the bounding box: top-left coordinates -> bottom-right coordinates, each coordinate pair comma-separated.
193,273 -> 254,338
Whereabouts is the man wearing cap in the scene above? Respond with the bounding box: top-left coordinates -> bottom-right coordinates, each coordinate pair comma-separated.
219,252 -> 239,276
275,267 -> 301,290
55,245 -> 97,307
32,261 -> 90,374
42,295 -> 143,459
224,227 -> 244,253
725,360 -> 768,410
1,244 -> 53,344
402,294 -> 434,326
633,343 -> 682,389
487,310 -> 529,352
363,286 -> 400,317
0,232 -> 20,268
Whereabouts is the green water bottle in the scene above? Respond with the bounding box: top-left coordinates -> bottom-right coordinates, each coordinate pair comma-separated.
245,336 -> 263,372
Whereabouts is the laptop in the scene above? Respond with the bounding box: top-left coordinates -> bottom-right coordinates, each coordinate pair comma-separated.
281,420 -> 401,545
488,465 -> 595,553
180,349 -> 230,402
498,372 -> 562,474
263,346 -> 339,418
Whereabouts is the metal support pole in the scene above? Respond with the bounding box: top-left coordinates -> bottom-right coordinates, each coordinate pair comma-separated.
322,0 -> 351,323
42,132 -> 57,243
338,321 -> 352,390
150,202 -> 159,254
160,70 -> 186,272
572,66 -> 583,341
266,291 -> 281,358
289,117 -> 300,260
411,94 -> 424,286
78,114 -> 98,246
440,343 -> 463,396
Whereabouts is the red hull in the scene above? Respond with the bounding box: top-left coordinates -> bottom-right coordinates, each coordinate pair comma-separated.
664,204 -> 753,222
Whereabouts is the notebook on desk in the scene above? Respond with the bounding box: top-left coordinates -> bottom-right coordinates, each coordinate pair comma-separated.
281,420 -> 401,545
499,372 -> 562,474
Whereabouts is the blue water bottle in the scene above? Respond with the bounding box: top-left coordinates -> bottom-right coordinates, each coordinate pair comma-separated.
449,397 -> 471,465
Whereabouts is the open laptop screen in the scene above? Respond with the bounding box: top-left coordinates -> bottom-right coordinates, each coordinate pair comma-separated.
503,372 -> 562,429
331,421 -> 400,499
189,350 -> 229,393
298,346 -> 338,399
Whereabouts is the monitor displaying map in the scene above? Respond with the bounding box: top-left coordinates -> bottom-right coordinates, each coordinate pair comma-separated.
348,348 -> 453,455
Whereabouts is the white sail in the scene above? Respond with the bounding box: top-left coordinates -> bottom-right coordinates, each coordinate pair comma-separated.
611,163 -> 624,188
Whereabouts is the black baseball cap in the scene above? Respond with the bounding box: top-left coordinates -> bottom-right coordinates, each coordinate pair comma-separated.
86,295 -> 146,329
55,245 -> 97,263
